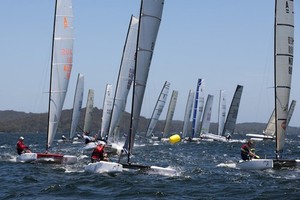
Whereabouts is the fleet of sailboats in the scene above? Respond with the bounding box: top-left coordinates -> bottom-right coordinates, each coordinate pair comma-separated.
14,0 -> 299,173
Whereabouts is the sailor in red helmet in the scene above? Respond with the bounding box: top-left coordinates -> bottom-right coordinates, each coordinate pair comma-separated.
91,142 -> 109,163
16,136 -> 31,155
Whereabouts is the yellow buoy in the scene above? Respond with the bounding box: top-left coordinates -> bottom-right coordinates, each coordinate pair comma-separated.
169,134 -> 181,144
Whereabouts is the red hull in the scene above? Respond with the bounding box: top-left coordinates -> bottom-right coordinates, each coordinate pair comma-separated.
36,153 -> 64,163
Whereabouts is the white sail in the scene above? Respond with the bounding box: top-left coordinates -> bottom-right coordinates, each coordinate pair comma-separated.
47,0 -> 74,149
69,73 -> 84,139
146,81 -> 170,137
199,94 -> 214,134
222,85 -> 243,136
195,80 -> 205,136
217,90 -> 226,136
263,99 -> 296,137
191,79 -> 202,138
100,84 -> 113,139
274,0 -> 294,157
108,16 -> 139,142
263,110 -> 275,136
163,90 -> 178,135
83,89 -> 94,133
126,0 -> 164,154
286,100 -> 296,126
182,90 -> 195,138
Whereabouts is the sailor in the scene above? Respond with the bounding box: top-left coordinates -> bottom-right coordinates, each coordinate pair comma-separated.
226,134 -> 231,141
83,131 -> 96,144
16,136 -> 31,155
91,143 -> 109,163
240,139 -> 258,160
61,135 -> 67,143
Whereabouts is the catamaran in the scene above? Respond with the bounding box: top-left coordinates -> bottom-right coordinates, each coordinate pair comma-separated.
198,94 -> 214,140
84,14 -> 139,173
246,100 -> 296,141
69,73 -> 84,142
33,0 -> 77,164
190,78 -> 204,141
182,90 -> 195,141
145,81 -> 170,139
86,0 -> 176,175
202,85 -> 243,142
237,0 -> 296,170
160,90 -> 178,142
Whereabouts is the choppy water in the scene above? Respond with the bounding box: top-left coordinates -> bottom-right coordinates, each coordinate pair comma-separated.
1,132 -> 300,200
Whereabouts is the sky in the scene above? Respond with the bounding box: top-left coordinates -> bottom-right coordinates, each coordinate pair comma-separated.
0,0 -> 299,127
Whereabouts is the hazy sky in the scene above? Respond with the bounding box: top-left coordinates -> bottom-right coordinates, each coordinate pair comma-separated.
0,0 -> 299,127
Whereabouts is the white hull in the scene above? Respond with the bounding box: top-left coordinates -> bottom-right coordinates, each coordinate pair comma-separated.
82,141 -> 106,151
85,161 -> 123,173
62,155 -> 78,164
201,133 -> 228,142
246,133 -> 274,140
16,153 -> 37,163
150,166 -> 177,176
236,159 -> 273,170
105,143 -> 123,156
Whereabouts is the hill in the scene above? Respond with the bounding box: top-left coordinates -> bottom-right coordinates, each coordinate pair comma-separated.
0,109 -> 299,136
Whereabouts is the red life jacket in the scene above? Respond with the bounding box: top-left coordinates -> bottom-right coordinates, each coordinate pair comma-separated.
16,141 -> 27,155
91,145 -> 104,160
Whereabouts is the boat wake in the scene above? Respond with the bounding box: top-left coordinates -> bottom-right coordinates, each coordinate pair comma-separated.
217,162 -> 237,169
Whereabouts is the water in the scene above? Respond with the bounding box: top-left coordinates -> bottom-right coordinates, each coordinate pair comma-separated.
1,132 -> 300,200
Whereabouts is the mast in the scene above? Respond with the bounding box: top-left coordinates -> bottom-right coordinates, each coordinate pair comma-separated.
127,0 -> 143,164
46,0 -> 58,151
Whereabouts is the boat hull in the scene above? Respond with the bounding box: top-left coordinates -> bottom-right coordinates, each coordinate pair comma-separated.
273,159 -> 300,169
122,163 -> 177,176
236,159 -> 273,170
36,153 -> 77,164
201,133 -> 228,142
82,141 -> 106,151
85,161 -> 123,173
16,153 -> 37,163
